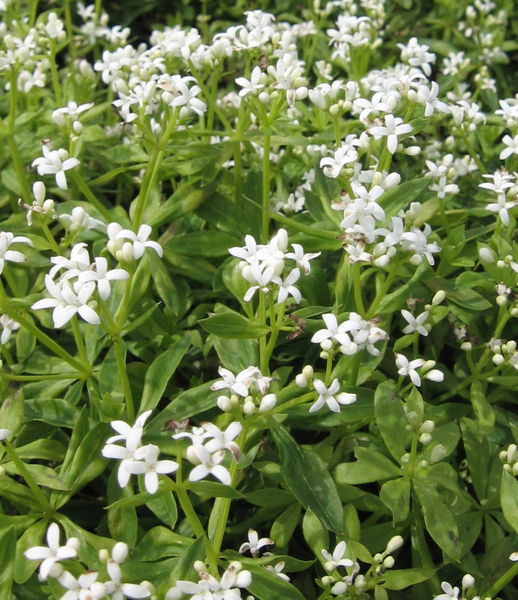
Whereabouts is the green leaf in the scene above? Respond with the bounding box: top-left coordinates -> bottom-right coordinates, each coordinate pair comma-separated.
0,527 -> 16,599
14,519 -> 47,584
271,426 -> 344,534
501,470 -> 518,535
246,562 -> 306,600
374,381 -> 408,462
132,527 -> 191,561
469,380 -> 495,434
380,177 -> 430,218
460,418 -> 490,500
24,398 -> 79,428
167,231 -> 239,257
383,567 -> 435,590
244,487 -> 294,508
302,508 -> 329,557
413,476 -> 461,560
146,490 -> 178,528
212,335 -> 259,373
380,477 -> 411,524
270,503 -> 301,548
448,287 -> 492,311
140,338 -> 190,413
334,447 -> 402,484
188,481 -> 244,499
200,311 -> 269,339
4,463 -> 68,491
377,263 -> 429,315
148,381 -> 216,435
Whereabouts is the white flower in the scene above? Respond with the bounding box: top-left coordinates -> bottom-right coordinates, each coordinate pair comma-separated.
272,268 -> 302,304
322,541 -> 354,572
395,353 -> 425,386
201,421 -> 242,457
401,310 -> 429,336
49,243 -> 91,279
59,206 -> 105,233
499,134 -> 518,160
109,223 -> 163,261
239,529 -> 273,557
401,224 -> 441,265
24,523 -> 79,581
369,115 -> 413,154
166,563 -> 252,600
210,367 -> 251,397
31,276 -> 99,328
52,101 -> 94,127
510,551 -> 518,561
341,312 -> 388,356
31,144 -> 80,190
285,244 -> 320,274
186,445 -> 232,485
265,562 -> 290,582
78,256 -> 129,300
105,556 -> 150,600
236,65 -> 266,97
125,444 -> 178,494
310,379 -> 356,413
0,314 -> 20,344
433,581 -> 460,600
0,231 -> 33,273
57,570 -> 106,600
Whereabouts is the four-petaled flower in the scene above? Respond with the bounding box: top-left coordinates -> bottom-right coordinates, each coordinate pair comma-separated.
310,379 -> 356,413
238,529 -> 274,557
322,541 -> 354,572
24,523 -> 79,581
31,144 -> 80,190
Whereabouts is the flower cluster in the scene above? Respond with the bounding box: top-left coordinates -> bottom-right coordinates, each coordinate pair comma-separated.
211,365 -> 276,415
311,312 -> 388,357
102,410 -> 177,494
229,229 -> 319,304
24,523 -> 150,598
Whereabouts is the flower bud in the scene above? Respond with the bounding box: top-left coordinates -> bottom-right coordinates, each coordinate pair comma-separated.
420,420 -> 435,433
295,373 -> 307,388
492,353 -> 505,366
462,574 -> 475,588
496,259 -> 506,268
321,339 -> 333,351
419,432 -> 432,445
99,549 -> 110,563
432,290 -> 446,305
430,443 -> 447,463
217,395 -> 233,412
243,399 -> 256,415
479,247 -> 496,263
383,556 -> 395,568
386,535 -> 404,554
461,341 -> 472,351
194,561 -> 206,573
259,393 -> 276,412
496,295 -> 508,306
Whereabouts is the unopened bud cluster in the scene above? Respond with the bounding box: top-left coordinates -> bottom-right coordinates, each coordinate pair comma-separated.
489,339 -> 518,370
500,443 -> 518,476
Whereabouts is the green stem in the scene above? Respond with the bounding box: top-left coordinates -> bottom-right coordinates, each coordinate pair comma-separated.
0,372 -> 77,381
63,0 -> 75,60
366,264 -> 398,319
208,426 -> 247,554
113,338 -> 134,422
7,70 -> 31,205
263,301 -> 286,374
133,110 -> 178,228
258,293 -> 268,373
485,561 -> 518,598
3,440 -> 53,513
6,310 -> 88,375
49,41 -> 62,105
71,171 -> 112,221
261,133 -> 272,243
352,262 -> 366,316
71,316 -> 88,365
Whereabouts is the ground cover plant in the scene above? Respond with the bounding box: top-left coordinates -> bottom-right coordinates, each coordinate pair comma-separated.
0,0 -> 517,598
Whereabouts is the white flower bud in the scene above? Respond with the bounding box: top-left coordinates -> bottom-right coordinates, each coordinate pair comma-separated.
243,399 -> 256,415
321,576 -> 334,585
302,365 -> 314,379
462,574 -> 475,588
496,259 -> 506,268
419,432 -> 432,445
32,181 -> 46,203
430,443 -> 447,463
513,463 -> 518,476
320,351 -> 329,359
405,145 -> 421,156
295,373 -> 307,388
217,395 -> 233,412
112,541 -> 128,563
193,561 -> 206,573
0,429 -> 10,441
373,553 -> 383,563
386,535 -> 404,554
99,549 -> 110,563
461,341 -> 472,351
432,290 -> 446,305
259,393 -> 276,412
258,91 -> 270,103
479,247 -> 496,263
496,295 -> 508,306
507,444 -> 517,462
410,253 -> 423,266
321,339 -> 333,351
383,556 -> 395,568
492,353 -> 505,365
511,308 -> 518,317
